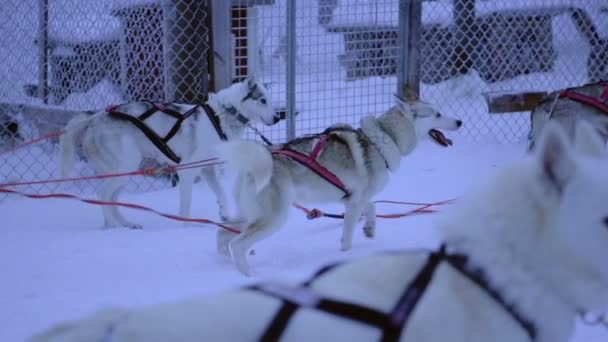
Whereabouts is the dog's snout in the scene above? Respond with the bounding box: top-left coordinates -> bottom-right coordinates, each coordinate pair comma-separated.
456,120 -> 463,127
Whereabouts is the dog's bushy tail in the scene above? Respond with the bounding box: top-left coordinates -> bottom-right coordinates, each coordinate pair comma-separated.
216,140 -> 273,193
60,114 -> 91,178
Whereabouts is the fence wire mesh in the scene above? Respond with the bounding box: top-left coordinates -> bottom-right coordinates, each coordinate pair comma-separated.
421,0 -> 607,143
1,0 -> 606,197
0,0 -> 210,195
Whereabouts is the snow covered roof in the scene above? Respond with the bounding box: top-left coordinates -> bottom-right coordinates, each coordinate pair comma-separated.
328,0 -> 604,31
49,14 -> 122,44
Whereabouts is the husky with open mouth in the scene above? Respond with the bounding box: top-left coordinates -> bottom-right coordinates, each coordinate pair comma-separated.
215,94 -> 462,275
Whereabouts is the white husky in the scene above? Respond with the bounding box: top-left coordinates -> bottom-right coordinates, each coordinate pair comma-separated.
29,121 -> 608,342
60,77 -> 278,228
216,95 -> 462,275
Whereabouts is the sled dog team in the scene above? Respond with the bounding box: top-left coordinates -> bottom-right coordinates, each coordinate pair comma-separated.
35,78 -> 608,342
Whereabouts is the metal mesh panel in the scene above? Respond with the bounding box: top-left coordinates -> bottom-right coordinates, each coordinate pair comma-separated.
1,0 -> 606,197
234,0 -> 607,144
422,0 -> 607,143
235,0 -> 399,140
232,1 -> 290,143
0,0 -> 210,196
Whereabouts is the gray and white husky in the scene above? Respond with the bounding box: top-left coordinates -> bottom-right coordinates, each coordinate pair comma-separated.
216,95 -> 462,276
60,77 -> 279,229
29,121 -> 608,342
529,80 -> 608,151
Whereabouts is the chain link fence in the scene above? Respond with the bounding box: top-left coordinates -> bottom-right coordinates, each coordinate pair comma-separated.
420,0 -> 607,143
1,0 -> 606,196
235,0 -> 606,144
0,0 -> 210,195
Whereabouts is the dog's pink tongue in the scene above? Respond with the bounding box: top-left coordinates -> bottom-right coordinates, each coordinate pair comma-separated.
429,129 -> 453,147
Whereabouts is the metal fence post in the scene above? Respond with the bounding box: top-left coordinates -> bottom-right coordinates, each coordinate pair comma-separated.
397,0 -> 422,98
286,0 -> 296,140
209,0 -> 233,93
165,0 -> 209,103
37,0 -> 49,104
453,0 -> 476,75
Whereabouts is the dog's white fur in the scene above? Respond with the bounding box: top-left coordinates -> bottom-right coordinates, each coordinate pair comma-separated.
60,77 -> 277,228
216,97 -> 462,276
29,121 -> 608,342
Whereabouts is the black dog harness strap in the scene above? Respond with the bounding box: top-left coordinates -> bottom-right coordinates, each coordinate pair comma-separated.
249,245 -> 536,341
106,101 -> 199,164
201,103 -> 228,141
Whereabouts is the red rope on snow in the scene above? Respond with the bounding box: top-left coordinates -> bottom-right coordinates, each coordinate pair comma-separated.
0,158 -> 222,188
293,198 -> 456,220
0,130 -> 63,157
0,187 -> 240,234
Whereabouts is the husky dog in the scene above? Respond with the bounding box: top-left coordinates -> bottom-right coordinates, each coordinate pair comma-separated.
60,77 -> 279,229
29,121 -> 608,342
528,80 -> 608,151
216,95 -> 462,275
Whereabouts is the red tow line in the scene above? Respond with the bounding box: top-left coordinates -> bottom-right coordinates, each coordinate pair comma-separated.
0,130 -> 63,157
292,198 -> 456,220
0,187 -> 240,234
0,158 -> 222,188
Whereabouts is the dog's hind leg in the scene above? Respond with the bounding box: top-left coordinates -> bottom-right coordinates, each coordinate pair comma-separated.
89,134 -> 142,229
229,218 -> 282,276
341,199 -> 365,251
217,228 -> 235,257
201,166 -> 230,221
362,201 -> 376,238
108,181 -> 142,229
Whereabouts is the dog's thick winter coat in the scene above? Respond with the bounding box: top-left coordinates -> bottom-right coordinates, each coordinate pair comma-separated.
216,97 -> 462,275
60,77 -> 278,228
30,121 -> 608,342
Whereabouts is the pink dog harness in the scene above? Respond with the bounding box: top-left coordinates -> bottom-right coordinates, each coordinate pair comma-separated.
559,81 -> 608,113
272,135 -> 351,198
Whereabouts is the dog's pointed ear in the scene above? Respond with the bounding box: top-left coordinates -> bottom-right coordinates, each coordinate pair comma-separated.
246,75 -> 257,89
536,122 -> 575,192
404,88 -> 419,101
573,120 -> 606,158
394,93 -> 413,112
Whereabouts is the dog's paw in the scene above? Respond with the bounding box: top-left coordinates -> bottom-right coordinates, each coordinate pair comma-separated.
340,238 -> 352,252
127,223 -> 143,230
235,261 -> 252,277
363,225 -> 375,239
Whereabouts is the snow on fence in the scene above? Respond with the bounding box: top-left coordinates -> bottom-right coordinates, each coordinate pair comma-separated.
1,0 -> 606,194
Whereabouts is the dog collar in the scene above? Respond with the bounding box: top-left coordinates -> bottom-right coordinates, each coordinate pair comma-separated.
224,105 -> 251,125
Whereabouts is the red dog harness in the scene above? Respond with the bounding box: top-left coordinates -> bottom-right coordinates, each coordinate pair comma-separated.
272,135 -> 350,197
559,81 -> 608,113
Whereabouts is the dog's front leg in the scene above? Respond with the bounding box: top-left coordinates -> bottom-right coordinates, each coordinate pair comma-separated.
362,201 -> 376,238
341,200 -> 365,251
201,166 -> 229,221
177,168 -> 196,219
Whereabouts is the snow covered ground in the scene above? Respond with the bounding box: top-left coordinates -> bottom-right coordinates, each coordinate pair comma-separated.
1,1 -> 607,340
1,137 -> 607,341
